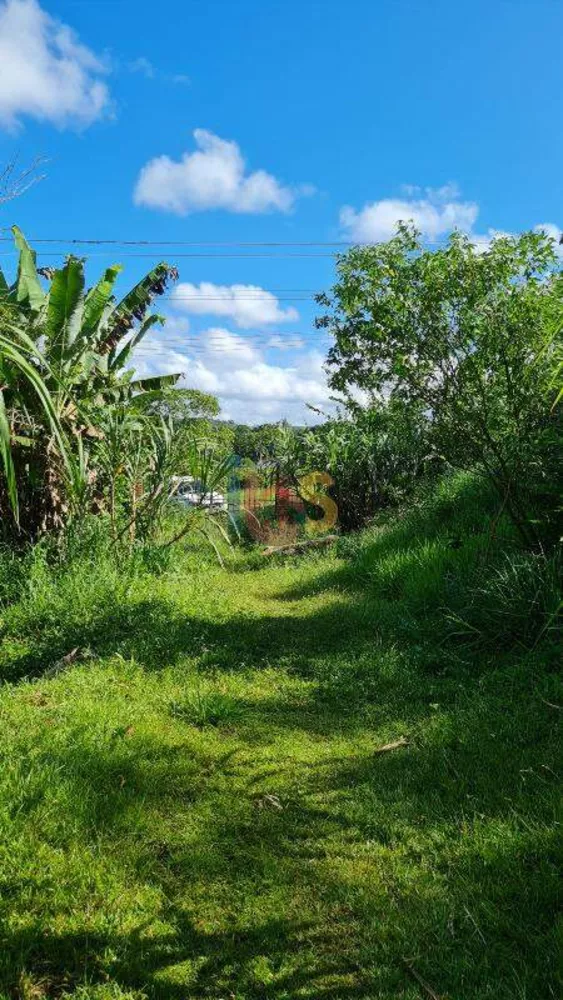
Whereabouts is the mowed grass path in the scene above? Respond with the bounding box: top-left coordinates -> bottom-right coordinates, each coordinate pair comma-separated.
0,500 -> 561,999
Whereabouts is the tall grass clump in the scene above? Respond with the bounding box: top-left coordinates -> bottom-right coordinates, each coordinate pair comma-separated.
0,510 -> 237,684
0,544 -> 29,607
0,519 -> 170,680
336,471 -> 561,654
446,549 -> 562,650
0,536 -> 132,681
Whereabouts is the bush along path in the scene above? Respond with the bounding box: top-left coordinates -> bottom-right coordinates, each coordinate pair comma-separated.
0,475 -> 561,1000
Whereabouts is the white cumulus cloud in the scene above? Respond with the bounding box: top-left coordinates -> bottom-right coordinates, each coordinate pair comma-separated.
0,0 -> 110,130
170,282 -> 299,329
340,181 -> 562,255
132,324 -> 332,424
340,184 -> 479,242
133,128 -> 312,215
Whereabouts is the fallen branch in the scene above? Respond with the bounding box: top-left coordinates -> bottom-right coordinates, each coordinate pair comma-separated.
262,534 -> 339,557
44,647 -> 93,678
402,959 -> 442,1000
374,736 -> 409,754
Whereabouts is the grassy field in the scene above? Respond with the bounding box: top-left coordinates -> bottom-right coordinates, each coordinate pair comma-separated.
0,474 -> 561,1000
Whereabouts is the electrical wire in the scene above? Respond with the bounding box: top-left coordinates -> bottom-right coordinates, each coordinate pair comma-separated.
0,235 -> 495,246
0,250 -> 339,258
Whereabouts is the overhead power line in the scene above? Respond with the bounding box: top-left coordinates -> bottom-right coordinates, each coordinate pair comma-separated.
0,235 -> 494,247
0,251 -> 338,259
165,294 -> 314,299
134,339 -> 321,352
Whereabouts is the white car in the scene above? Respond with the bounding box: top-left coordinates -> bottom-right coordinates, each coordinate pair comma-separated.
170,476 -> 227,511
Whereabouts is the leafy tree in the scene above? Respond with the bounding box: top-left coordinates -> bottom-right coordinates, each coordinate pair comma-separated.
147,388 -> 220,424
145,388 -> 235,477
303,401 -> 432,531
265,403 -> 431,533
230,422 -> 259,460
230,421 -> 295,465
317,226 -> 562,546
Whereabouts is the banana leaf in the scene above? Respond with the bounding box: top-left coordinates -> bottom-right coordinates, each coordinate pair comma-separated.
109,314 -> 163,372
45,257 -> 85,363
11,226 -> 45,312
0,389 -> 18,521
129,373 -> 182,393
79,264 -> 123,347
0,330 -> 74,480
101,262 -> 174,351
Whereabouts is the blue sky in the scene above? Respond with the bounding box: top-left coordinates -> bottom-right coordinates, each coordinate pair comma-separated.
0,0 -> 562,423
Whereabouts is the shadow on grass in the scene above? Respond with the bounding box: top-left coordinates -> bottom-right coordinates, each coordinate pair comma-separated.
2,637 -> 560,998
2,913 -> 376,1000
0,553 -> 507,686
2,688 -> 560,999
0,469 -> 540,686
1,473 -> 561,997
0,584 -> 393,686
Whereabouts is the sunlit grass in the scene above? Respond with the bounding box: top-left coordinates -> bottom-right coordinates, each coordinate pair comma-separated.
0,473 -> 560,999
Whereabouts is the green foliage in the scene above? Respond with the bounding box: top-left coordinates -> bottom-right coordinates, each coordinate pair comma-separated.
305,399 -> 432,531
0,542 -> 28,606
0,226 -> 231,552
0,228 -> 183,538
236,456 -> 259,485
230,420 -> 291,462
318,226 -> 563,546
0,473 -> 560,999
147,387 -> 221,423
338,470 -> 560,650
248,402 -> 433,533
0,217 -> 560,999
0,327 -> 75,525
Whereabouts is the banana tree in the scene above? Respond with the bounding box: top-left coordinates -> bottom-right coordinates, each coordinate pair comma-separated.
0,328 -> 73,526
2,227 -> 181,403
0,227 -> 183,537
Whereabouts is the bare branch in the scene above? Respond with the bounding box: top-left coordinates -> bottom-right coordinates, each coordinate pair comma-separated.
0,156 -> 48,206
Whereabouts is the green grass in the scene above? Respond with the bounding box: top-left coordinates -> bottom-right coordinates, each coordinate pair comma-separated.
0,473 -> 561,1000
